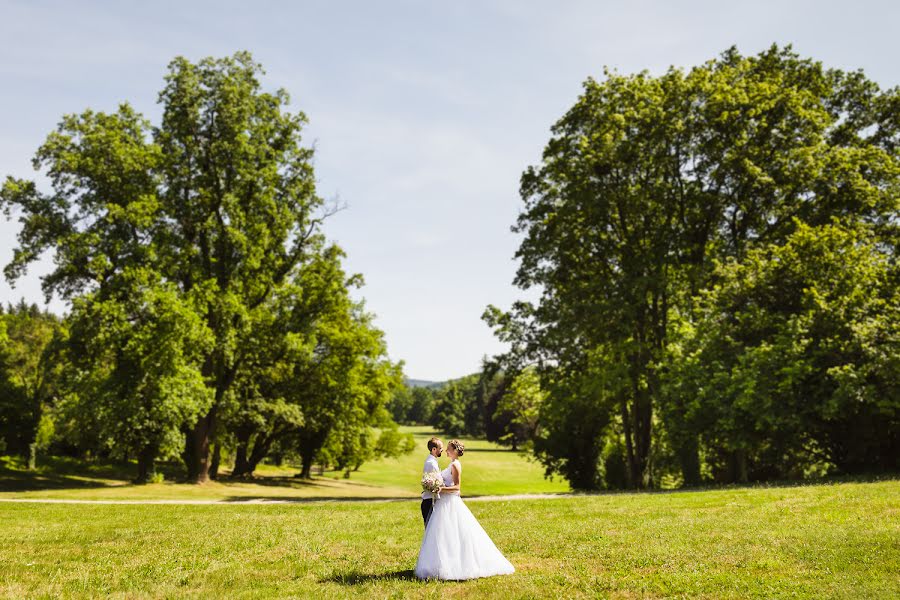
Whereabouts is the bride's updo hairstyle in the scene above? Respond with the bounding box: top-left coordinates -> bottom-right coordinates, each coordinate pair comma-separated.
448,439 -> 465,456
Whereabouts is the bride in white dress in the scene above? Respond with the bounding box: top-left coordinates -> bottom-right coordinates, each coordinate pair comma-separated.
414,439 -> 515,580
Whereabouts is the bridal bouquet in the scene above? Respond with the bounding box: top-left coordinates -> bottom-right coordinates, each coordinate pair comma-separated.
421,471 -> 443,502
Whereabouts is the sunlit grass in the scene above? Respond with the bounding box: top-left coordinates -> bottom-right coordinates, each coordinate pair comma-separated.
1,480 -> 896,598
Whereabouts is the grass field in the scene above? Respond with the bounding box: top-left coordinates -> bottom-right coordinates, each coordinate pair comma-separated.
0,427 -> 568,501
1,480 -> 897,598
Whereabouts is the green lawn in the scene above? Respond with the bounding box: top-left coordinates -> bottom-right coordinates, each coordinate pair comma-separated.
1,480 -> 897,598
0,427 -> 569,501
339,427 -> 569,496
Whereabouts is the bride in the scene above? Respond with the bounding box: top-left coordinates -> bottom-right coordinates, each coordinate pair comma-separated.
414,439 -> 515,580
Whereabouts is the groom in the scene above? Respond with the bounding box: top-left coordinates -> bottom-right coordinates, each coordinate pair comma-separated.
421,437 -> 443,526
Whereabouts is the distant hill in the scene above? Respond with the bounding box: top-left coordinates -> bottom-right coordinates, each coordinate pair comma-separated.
404,378 -> 445,389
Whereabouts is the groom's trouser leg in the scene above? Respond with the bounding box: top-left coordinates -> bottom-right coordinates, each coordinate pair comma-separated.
420,499 -> 433,526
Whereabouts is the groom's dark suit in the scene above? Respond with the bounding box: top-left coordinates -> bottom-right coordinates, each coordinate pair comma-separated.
421,453 -> 440,526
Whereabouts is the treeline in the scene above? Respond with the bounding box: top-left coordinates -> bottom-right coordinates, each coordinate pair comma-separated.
0,53 -> 411,482
480,45 -> 898,490
388,366 -> 542,452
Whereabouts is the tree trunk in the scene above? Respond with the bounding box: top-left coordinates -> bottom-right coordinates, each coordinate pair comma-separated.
297,430 -> 327,479
27,442 -> 37,471
732,448 -> 749,483
232,429 -> 252,477
135,444 -> 158,483
299,454 -> 313,479
246,435 -> 273,475
620,393 -> 637,489
677,436 -> 702,486
185,353 -> 235,482
634,389 -> 653,488
186,408 -> 215,483
209,441 -> 221,480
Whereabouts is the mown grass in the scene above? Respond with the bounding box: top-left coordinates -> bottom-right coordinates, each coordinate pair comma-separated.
1,480 -> 897,598
0,427 -> 568,501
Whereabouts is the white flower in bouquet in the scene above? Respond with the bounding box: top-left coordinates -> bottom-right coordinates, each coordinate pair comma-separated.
421,471 -> 443,502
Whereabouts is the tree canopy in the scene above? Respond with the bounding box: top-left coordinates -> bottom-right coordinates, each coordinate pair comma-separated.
487,45 -> 899,489
1,52 -> 408,481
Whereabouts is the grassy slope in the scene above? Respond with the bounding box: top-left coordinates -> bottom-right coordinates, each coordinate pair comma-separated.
1,480 -> 897,598
0,427 -> 569,501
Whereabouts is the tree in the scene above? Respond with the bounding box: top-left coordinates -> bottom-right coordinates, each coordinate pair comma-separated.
63,277 -> 213,482
0,301 -> 62,468
670,221 -> 899,480
494,367 -> 545,451
386,385 -> 414,424
407,386 -> 437,424
1,52 -> 327,482
225,244 -> 348,478
429,375 -> 485,437
277,248 -> 404,479
487,45 -> 899,489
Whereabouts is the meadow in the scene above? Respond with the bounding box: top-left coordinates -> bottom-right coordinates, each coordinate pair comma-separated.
1,429 -> 897,598
1,480 -> 897,598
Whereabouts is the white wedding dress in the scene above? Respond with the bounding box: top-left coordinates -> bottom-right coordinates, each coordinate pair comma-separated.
414,460 -> 515,580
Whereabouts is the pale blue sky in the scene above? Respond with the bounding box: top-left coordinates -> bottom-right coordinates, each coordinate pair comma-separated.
1,1 -> 898,380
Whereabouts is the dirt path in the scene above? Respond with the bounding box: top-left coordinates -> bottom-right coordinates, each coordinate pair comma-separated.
0,493 -> 577,505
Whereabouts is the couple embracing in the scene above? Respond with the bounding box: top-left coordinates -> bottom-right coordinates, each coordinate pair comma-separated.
414,437 -> 515,580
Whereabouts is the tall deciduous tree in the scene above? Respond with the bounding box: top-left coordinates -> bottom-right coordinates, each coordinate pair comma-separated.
1,53 -> 327,482
488,45 -> 899,489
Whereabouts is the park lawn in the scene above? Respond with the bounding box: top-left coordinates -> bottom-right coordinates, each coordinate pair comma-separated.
1,480 -> 897,599
0,427 -> 569,502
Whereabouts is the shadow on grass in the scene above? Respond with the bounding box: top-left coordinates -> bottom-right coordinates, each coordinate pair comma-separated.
0,468 -> 116,492
321,569 -> 418,585
0,456 -> 127,492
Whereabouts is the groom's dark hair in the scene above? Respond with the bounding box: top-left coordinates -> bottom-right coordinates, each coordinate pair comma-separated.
427,437 -> 442,452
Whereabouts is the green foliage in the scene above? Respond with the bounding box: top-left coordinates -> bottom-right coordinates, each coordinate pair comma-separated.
0,301 -> 61,465
372,425 -> 416,458
0,52 -> 408,482
386,385 -> 414,424
0,52 -> 330,482
494,367 -> 544,451
282,252 -> 404,477
487,44 -> 900,490
667,221 -> 899,479
62,279 -> 214,481
408,386 -> 437,424
429,376 -> 478,437
530,351 -> 620,490
386,385 -> 439,425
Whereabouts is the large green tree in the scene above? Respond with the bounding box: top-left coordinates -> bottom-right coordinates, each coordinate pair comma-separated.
291,290 -> 404,479
489,45 -> 899,489
223,244 -> 397,478
1,52 -> 328,482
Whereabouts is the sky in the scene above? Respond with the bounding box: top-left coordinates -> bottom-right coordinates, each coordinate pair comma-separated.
1,1 -> 898,381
